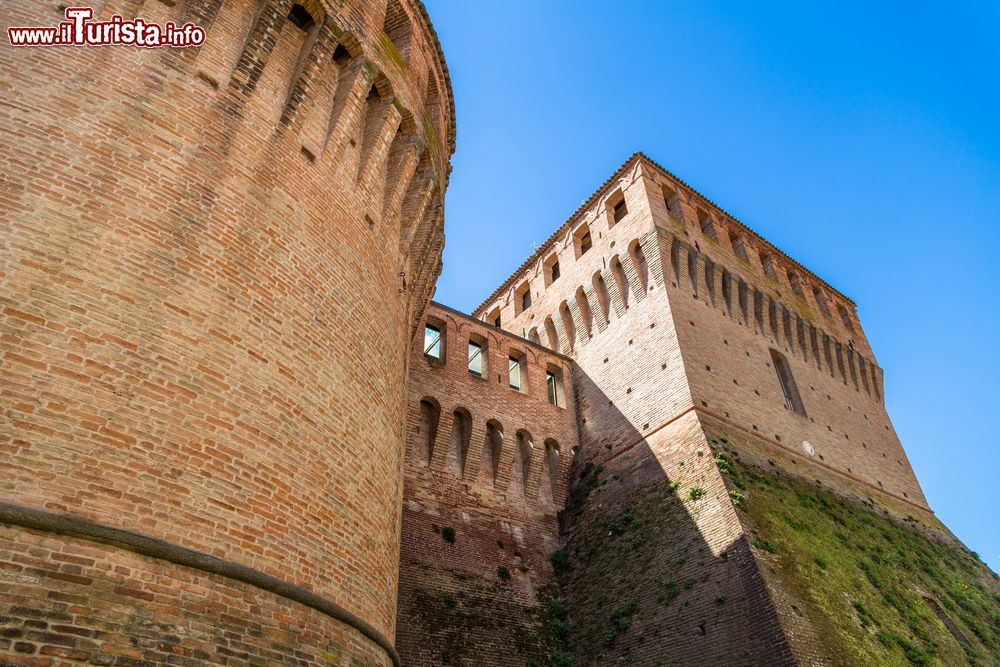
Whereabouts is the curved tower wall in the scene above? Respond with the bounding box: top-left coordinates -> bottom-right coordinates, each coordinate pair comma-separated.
0,0 -> 453,663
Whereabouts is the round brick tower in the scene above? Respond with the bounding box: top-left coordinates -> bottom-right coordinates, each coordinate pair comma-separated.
0,0 -> 453,664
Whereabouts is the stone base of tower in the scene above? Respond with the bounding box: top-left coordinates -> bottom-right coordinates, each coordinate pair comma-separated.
0,523 -> 395,666
553,412 -> 1000,666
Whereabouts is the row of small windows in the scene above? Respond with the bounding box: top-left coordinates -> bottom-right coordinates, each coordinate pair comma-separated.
490,193 -> 634,329
423,322 -> 565,406
662,181 -> 857,334
522,241 -> 648,353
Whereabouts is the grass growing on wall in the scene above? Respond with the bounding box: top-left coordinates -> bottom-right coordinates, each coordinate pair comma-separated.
726,456 -> 1000,666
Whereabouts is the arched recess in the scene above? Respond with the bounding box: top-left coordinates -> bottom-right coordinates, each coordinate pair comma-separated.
416,397 -> 441,467
448,408 -> 472,476
558,301 -> 576,350
544,316 -> 559,351
382,0 -> 413,63
510,430 -> 534,498
540,438 -> 561,503
611,255 -> 630,308
358,73 -> 396,182
574,286 -> 593,338
592,271 -> 611,324
483,420 -> 504,485
527,327 -> 540,344
628,240 -> 648,293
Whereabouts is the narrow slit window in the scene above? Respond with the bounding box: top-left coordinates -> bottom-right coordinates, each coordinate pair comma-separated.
770,349 -> 806,416
468,341 -> 484,376
424,324 -> 442,360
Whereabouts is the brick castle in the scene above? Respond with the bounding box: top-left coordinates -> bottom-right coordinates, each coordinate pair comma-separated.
2,1 -> 997,666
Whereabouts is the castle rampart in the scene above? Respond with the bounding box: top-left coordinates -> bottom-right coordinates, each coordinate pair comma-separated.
396,302 -> 578,665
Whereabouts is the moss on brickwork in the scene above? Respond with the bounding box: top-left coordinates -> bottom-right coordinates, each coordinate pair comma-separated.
724,455 -> 1000,666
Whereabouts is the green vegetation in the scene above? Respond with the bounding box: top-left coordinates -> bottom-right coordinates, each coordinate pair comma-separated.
687,486 -> 706,501
603,600 -> 639,647
728,455 -> 1000,666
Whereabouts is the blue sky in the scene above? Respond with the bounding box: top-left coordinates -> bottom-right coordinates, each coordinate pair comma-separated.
423,0 -> 1000,572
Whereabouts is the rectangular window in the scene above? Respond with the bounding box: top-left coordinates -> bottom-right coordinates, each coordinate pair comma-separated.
546,371 -> 559,406
613,199 -> 628,223
551,261 -> 560,282
468,341 -> 484,376
521,289 -> 532,311
580,231 -> 593,254
424,324 -> 442,360
509,356 -> 522,390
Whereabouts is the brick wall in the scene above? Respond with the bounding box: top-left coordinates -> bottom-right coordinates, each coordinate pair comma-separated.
396,303 -> 578,666
472,152 -> 937,664
0,0 -> 454,663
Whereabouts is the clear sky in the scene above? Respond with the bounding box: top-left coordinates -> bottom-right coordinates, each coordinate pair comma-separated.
422,0 -> 1000,572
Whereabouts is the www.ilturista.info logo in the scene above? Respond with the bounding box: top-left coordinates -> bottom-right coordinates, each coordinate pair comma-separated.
7,7 -> 206,48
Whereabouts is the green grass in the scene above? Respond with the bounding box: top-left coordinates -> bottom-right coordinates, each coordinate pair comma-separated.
730,457 -> 1000,666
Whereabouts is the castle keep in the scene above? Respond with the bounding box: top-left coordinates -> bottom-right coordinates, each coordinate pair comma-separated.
1,2 -> 997,666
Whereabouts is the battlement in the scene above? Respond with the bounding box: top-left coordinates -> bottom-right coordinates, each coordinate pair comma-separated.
475,152 -> 864,353
396,302 -> 578,663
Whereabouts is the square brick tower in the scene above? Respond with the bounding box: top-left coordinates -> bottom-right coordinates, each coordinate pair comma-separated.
464,153 -> 997,665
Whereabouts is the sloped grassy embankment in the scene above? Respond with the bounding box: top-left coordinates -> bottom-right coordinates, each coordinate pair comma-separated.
717,452 -> 1000,666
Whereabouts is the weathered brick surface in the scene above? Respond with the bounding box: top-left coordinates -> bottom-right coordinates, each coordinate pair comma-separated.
1,0 -> 454,662
397,303 -> 578,666
473,153 -> 944,664
0,525 -> 390,666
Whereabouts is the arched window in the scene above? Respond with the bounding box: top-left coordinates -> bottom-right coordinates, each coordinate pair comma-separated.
770,350 -> 806,416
